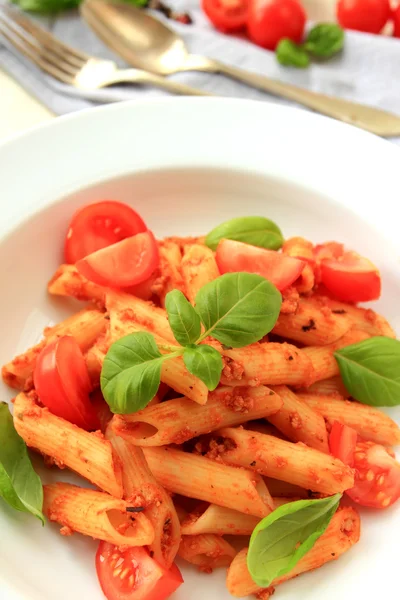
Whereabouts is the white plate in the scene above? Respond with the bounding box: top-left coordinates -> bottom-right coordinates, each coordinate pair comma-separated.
0,98 -> 399,600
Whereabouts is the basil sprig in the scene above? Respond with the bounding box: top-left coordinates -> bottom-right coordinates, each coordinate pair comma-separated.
276,39 -> 310,68
335,336 -> 400,407
0,403 -> 44,523
276,23 -> 344,69
205,216 -> 284,251
247,494 -> 341,587
101,273 -> 281,413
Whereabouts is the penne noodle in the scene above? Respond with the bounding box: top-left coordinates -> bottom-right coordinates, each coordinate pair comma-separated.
245,422 -> 288,439
48,264 -> 106,304
304,375 -> 350,398
113,386 -> 282,446
44,482 -> 154,546
281,286 -> 300,314
13,393 -> 123,498
268,385 -> 329,453
213,427 -> 354,495
297,392 -> 400,446
294,263 -> 315,294
180,244 -> 220,303
301,329 -> 370,384
106,424 -> 180,568
264,478 -> 309,499
164,235 -> 206,249
2,308 -> 107,390
226,506 -> 360,597
178,534 -> 237,570
272,298 -> 352,346
156,240 -> 186,306
221,342 -> 315,388
143,446 -> 274,517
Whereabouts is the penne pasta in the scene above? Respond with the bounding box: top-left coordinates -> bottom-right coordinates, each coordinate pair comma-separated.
268,385 -> 329,453
272,298 -> 352,346
2,307 -> 107,390
304,375 -> 350,397
113,386 -> 282,446
264,478 -> 309,499
297,392 -> 400,446
221,342 -> 315,388
180,244 -> 220,303
13,393 -> 123,498
212,427 -> 354,494
48,264 -> 106,304
178,534 -> 237,570
156,240 -> 186,306
226,506 -> 360,597
106,424 -> 180,568
44,482 -> 154,546
143,446 -> 274,517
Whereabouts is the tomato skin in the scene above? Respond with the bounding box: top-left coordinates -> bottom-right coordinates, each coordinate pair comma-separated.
247,0 -> 306,50
76,232 -> 159,289
216,239 -> 305,291
34,336 -> 99,431
329,421 -> 358,467
337,0 -> 391,34
320,251 -> 381,303
393,5 -> 400,38
65,201 -> 147,264
202,0 -> 248,32
96,542 -> 183,600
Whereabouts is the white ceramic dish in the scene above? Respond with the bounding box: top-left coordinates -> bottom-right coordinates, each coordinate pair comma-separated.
0,98 -> 400,600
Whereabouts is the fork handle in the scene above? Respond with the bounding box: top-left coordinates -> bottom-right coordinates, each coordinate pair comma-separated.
103,68 -> 212,97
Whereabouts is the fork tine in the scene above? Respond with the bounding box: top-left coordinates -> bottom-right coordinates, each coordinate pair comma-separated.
3,5 -> 89,68
0,14 -> 74,85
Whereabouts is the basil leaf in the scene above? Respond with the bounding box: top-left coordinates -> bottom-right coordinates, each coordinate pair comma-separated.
101,332 -> 164,414
334,336 -> 400,407
195,273 -> 282,348
0,403 -> 44,523
304,23 -> 344,58
205,216 -> 284,251
165,290 -> 201,346
247,494 -> 341,587
183,344 -> 223,391
276,39 -> 310,68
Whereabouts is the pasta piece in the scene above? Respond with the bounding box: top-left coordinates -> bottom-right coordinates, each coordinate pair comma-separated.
48,264 -> 106,304
298,392 -> 400,446
181,503 -> 260,536
226,506 -> 360,597
113,386 -> 282,446
304,375 -> 350,397
156,240 -> 185,306
13,393 -> 123,498
272,298 -> 352,346
282,237 -> 315,293
264,478 -> 309,499
143,446 -> 274,517
268,385 -> 329,453
212,427 -> 354,494
178,534 -> 236,570
301,329 -> 370,383
44,483 -> 154,546
106,424 -> 180,568
294,263 -> 315,294
2,308 -> 107,390
180,244 -> 220,303
221,342 -> 315,388
164,235 -> 206,249
245,422 -> 288,439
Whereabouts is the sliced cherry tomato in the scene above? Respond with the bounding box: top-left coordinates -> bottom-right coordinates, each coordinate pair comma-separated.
96,542 -> 183,600
34,336 -> 99,430
126,269 -> 159,301
202,0 -> 248,32
320,250 -> 381,303
313,242 -> 344,263
337,0 -> 391,34
76,231 -> 159,288
393,5 -> 400,38
329,421 -> 358,467
247,0 -> 306,50
65,201 -> 147,264
216,239 -> 305,291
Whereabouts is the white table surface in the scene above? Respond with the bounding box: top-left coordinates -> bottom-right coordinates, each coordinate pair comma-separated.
0,0 -> 336,142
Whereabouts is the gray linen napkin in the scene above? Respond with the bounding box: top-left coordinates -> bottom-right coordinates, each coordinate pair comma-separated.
1,0 -> 400,142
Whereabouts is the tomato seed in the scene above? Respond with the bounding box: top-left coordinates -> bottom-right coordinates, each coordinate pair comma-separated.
354,452 -> 366,462
382,497 -> 391,507
113,567 -> 123,578
120,568 -> 130,580
377,475 -> 385,486
366,470 -> 374,482
377,491 -> 386,502
128,574 -> 135,588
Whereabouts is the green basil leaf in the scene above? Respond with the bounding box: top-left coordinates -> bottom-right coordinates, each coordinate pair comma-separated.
247,494 -> 341,587
194,273 -> 282,348
0,403 -> 44,523
276,39 -> 310,68
183,344 -> 223,391
304,23 -> 344,58
205,216 -> 284,251
165,289 -> 201,346
101,332 -> 164,414
334,336 -> 400,407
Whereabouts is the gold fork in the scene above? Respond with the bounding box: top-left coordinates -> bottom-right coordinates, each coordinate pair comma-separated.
0,5 -> 211,98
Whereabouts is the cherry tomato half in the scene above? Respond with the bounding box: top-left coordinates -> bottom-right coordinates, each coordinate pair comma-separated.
320,251 -> 381,303
76,231 -> 159,289
202,0 -> 249,32
337,0 -> 391,34
329,421 -> 358,467
34,336 -> 99,430
65,201 -> 147,264
96,542 -> 183,600
393,5 -> 400,38
247,0 -> 306,50
216,239 -> 305,291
